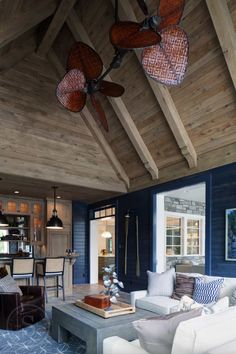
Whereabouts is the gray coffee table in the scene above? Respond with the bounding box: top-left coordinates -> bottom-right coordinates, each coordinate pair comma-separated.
51,303 -> 155,354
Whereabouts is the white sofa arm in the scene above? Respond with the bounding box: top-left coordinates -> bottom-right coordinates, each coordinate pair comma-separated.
103,336 -> 148,354
130,290 -> 148,307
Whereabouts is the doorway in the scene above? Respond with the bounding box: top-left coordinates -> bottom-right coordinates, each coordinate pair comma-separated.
155,183 -> 206,274
89,206 -> 116,284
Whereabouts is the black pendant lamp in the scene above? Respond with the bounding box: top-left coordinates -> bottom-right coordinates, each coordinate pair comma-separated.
46,186 -> 63,230
0,210 -> 8,227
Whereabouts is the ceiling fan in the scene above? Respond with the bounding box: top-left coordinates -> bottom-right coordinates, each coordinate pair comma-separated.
56,42 -> 125,131
110,0 -> 188,86
56,0 -> 189,131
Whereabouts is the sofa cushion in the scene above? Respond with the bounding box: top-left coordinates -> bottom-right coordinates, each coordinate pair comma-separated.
172,306 -> 236,354
0,275 -> 22,296
193,277 -> 224,304
203,296 -> 229,314
133,308 -> 202,354
147,268 -> 175,297
172,273 -> 195,300
205,339 -> 236,354
136,295 -> 180,315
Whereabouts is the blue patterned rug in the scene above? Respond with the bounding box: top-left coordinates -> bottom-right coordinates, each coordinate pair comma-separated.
0,311 -> 86,354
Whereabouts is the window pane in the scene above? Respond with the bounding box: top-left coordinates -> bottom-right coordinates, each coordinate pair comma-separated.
166,247 -> 174,256
95,211 -> 100,218
166,229 -> 173,236
187,229 -> 200,238
187,219 -> 199,228
167,217 -> 181,228
173,237 -> 181,245
173,229 -> 181,236
166,237 -> 172,245
174,246 -> 181,255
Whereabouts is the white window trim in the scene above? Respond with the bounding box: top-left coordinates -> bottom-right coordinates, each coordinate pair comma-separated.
165,211 -> 205,257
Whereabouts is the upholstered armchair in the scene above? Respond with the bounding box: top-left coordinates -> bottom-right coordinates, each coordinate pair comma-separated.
0,285 -> 45,330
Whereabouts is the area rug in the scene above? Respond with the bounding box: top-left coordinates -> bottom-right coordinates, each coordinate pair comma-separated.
0,310 -> 86,354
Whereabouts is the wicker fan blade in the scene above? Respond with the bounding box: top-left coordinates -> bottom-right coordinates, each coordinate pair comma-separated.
67,42 -> 103,80
56,69 -> 86,112
110,21 -> 161,49
158,0 -> 185,31
141,26 -> 188,86
99,80 -> 125,97
90,95 -> 109,132
137,0 -> 149,16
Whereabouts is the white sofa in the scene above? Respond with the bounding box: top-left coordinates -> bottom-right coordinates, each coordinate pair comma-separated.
103,306 -> 236,354
130,274 -> 236,315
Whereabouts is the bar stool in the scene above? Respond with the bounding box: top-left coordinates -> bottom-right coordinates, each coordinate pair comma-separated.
12,258 -> 34,285
36,257 -> 65,303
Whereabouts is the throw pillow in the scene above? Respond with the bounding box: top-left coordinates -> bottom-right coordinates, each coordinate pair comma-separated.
0,266 -> 8,278
0,275 -> 23,296
193,277 -> 224,304
172,273 -> 195,300
178,295 -> 203,311
132,308 -> 202,354
147,268 -> 175,296
203,296 -> 229,314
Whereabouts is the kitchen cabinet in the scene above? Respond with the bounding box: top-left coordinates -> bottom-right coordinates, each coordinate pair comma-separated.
46,199 -> 72,256
31,200 -> 44,245
0,195 -> 45,246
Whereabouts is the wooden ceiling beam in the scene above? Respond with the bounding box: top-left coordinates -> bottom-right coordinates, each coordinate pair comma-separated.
113,0 -> 197,168
37,0 -> 77,57
66,9 -> 159,180
0,36 -> 37,73
47,49 -> 129,190
206,0 -> 236,91
0,0 -> 58,49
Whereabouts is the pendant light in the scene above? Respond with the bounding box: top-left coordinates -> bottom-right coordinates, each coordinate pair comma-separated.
46,186 -> 63,230
101,218 -> 112,238
0,210 -> 8,227
101,231 -> 112,238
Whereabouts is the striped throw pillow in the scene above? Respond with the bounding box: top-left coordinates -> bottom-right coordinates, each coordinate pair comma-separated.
0,275 -> 22,296
193,277 -> 224,304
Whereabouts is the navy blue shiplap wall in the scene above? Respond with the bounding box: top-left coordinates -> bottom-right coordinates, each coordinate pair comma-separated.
72,201 -> 89,284
211,165 -> 236,277
73,162 -> 236,290
116,190 -> 151,292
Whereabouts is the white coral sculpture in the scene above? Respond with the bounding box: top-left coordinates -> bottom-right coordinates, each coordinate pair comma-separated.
101,266 -> 124,304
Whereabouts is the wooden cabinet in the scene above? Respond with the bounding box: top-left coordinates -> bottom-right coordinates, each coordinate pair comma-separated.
46,199 -> 72,257
3,200 -> 30,214
0,195 -> 45,246
31,200 -> 44,245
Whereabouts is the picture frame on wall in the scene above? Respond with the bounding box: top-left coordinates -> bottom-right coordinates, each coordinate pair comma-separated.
225,208 -> 236,261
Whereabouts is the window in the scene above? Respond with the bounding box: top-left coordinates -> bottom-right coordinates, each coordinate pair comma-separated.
165,212 -> 205,257
91,206 -> 115,220
166,217 -> 182,256
187,219 -> 200,255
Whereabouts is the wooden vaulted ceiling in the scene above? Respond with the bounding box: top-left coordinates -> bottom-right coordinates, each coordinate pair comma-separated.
0,0 -> 235,203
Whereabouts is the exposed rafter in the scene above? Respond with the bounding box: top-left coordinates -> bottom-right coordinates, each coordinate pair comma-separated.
206,0 -> 236,91
112,0 -> 197,168
47,49 -> 129,190
0,35 -> 37,73
0,0 -> 58,49
66,9 -> 159,180
37,0 -> 77,57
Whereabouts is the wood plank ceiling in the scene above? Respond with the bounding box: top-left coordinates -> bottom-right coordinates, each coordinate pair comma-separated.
0,0 -> 235,202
